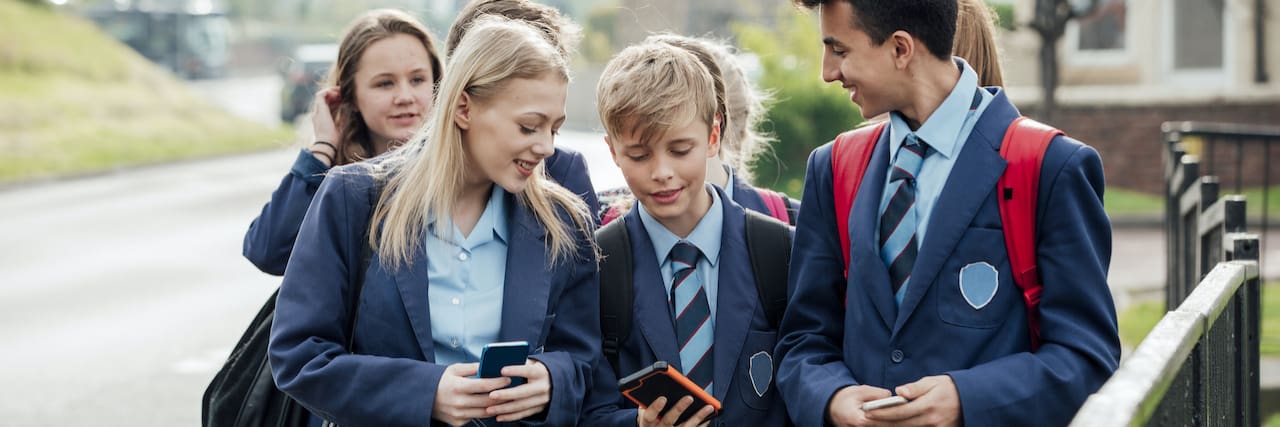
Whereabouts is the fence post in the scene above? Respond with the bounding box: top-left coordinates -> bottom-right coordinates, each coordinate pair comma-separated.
1168,156 -> 1203,309
1225,233 -> 1261,427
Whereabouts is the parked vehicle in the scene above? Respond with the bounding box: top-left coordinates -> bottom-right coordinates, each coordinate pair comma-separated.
279,43 -> 337,123
81,0 -> 231,79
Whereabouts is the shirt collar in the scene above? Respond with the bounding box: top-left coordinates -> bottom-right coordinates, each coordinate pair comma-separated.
888,57 -> 981,161
637,183 -> 724,268
429,185 -> 509,248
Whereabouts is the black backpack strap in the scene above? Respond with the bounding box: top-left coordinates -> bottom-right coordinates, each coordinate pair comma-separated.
744,210 -> 792,330
595,217 -> 633,374
782,195 -> 798,226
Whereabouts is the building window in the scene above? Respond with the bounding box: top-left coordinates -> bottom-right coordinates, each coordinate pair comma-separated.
1077,0 -> 1126,51
1172,0 -> 1224,70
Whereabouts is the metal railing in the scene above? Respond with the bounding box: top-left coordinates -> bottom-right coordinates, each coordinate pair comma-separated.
1072,234 -> 1260,426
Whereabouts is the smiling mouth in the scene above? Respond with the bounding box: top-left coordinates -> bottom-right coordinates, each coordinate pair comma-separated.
515,159 -> 538,176
650,188 -> 683,204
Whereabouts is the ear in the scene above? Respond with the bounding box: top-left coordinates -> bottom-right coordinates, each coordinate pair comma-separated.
605,135 -> 621,166
889,30 -> 915,70
453,92 -> 472,130
707,115 -> 722,158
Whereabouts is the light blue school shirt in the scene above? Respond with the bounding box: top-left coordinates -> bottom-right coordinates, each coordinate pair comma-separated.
427,186 -> 508,366
882,57 -> 994,247
637,184 -> 724,320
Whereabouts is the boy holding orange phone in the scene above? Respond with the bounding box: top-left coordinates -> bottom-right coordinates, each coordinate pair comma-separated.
580,40 -> 793,427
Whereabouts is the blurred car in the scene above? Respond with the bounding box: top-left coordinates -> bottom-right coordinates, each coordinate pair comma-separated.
279,43 -> 338,123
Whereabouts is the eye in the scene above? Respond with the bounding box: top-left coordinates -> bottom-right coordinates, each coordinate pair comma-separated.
519,125 -> 537,135
375,80 -> 392,88
672,149 -> 692,157
829,46 -> 847,57
411,76 -> 427,85
627,154 -> 649,161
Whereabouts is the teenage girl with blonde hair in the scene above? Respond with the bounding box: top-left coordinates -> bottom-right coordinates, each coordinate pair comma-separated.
268,16 -> 598,427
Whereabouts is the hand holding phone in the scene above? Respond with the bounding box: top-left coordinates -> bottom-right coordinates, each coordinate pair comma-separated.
860,395 -> 909,412
619,361 -> 721,425
478,341 -> 529,388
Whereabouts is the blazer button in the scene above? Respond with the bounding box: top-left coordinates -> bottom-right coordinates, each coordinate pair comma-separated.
891,349 -> 904,363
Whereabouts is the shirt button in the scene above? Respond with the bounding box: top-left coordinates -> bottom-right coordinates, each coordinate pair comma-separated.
457,252 -> 469,261
451,338 -> 459,348
891,349 -> 905,363
451,297 -> 460,305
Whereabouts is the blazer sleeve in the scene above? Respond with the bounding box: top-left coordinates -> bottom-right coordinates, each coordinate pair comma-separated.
546,147 -> 601,222
242,149 -> 329,275
578,355 -> 642,427
524,221 -> 602,426
268,167 -> 447,427
775,144 -> 861,427
946,137 -> 1121,426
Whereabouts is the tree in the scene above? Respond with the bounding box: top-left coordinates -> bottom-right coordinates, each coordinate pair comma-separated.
1028,0 -> 1099,122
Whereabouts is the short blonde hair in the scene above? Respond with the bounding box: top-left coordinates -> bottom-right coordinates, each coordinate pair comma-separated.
371,16 -> 589,269
597,42 -> 720,148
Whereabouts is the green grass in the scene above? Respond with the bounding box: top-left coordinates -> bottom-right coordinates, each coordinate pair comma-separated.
1104,188 -> 1164,217
1119,282 -> 1280,355
0,1 -> 293,183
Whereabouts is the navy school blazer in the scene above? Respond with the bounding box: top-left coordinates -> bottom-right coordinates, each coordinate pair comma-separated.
267,162 -> 600,427
774,88 -> 1120,427
243,147 -> 599,275
582,185 -> 792,427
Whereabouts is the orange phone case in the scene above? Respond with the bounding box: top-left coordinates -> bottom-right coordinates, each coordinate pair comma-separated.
619,361 -> 721,424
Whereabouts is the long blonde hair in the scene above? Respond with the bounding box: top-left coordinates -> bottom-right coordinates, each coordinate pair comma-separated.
370,16 -> 591,270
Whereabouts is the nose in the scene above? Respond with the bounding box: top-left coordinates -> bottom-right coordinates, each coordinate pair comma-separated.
651,155 -> 674,183
821,52 -> 842,84
393,84 -> 414,105
530,133 -> 553,159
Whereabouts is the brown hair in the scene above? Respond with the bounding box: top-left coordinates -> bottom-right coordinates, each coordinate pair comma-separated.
445,0 -> 581,59
954,0 -> 1004,86
597,42 -> 720,151
328,9 -> 443,165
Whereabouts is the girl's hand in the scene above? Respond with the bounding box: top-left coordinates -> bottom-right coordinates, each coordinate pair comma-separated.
637,396 -> 714,427
308,87 -> 342,166
485,359 -> 553,422
432,363 -> 509,426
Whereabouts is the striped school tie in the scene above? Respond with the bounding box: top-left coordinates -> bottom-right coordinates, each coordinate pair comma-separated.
880,134 -> 930,304
669,241 -> 713,392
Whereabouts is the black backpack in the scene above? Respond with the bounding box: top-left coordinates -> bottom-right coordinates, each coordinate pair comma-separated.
597,210 -> 791,373
202,178 -> 382,427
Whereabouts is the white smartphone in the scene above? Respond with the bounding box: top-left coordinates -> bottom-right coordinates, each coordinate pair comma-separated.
860,396 -> 909,411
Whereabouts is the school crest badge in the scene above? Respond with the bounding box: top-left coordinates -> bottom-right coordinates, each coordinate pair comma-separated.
959,262 -> 998,310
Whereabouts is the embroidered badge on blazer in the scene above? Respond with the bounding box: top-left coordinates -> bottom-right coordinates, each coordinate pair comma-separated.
959,262 -> 998,310
749,351 -> 773,397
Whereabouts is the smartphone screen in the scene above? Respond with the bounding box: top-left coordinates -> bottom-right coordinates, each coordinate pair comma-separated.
478,341 -> 529,388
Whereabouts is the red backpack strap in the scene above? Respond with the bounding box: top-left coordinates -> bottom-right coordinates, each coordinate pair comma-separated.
831,122 -> 887,277
600,205 -> 624,226
758,189 -> 790,224
997,117 -> 1061,351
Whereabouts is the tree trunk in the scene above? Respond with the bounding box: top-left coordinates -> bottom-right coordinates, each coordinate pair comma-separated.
1039,36 -> 1059,122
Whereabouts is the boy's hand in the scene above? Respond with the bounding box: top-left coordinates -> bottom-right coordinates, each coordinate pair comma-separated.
432,363 -> 509,426
485,359 -> 552,422
826,384 -> 893,427
863,375 -> 961,427
637,396 -> 714,427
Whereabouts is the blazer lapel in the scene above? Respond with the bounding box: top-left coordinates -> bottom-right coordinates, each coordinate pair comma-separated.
848,130 -> 897,330
624,210 -> 684,367
710,193 -> 755,402
499,194 -> 553,345
893,90 -> 1019,334
392,242 -> 438,361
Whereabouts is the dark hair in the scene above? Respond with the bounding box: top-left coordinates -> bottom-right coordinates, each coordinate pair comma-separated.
793,0 -> 957,60
445,0 -> 580,58
330,9 -> 443,165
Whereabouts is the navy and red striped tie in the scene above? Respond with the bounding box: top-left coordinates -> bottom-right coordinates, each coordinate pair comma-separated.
670,241 -> 713,392
880,134 -> 930,303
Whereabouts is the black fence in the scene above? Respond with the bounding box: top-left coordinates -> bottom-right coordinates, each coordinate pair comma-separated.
1071,121 -> 1268,426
